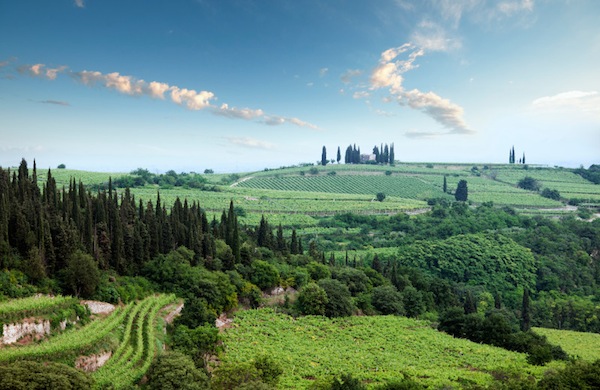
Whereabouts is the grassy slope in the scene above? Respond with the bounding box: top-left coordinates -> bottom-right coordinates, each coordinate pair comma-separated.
221,308 -> 554,389
533,327 -> 600,361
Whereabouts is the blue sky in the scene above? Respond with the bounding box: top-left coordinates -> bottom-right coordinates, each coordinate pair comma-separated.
1,0 -> 598,173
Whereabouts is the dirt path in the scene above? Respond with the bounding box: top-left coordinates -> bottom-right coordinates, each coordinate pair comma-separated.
230,176 -> 254,187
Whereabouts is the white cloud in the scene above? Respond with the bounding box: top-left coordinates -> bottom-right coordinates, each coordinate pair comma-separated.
15,61 -> 317,129
532,90 -> 600,114
146,81 -> 170,99
74,0 -> 85,8
340,69 -> 362,84
226,136 -> 275,150
214,104 -> 265,119
19,64 -> 67,80
169,87 -> 214,110
401,89 -> 472,134
319,68 -> 329,77
363,42 -> 472,135
353,91 -> 370,99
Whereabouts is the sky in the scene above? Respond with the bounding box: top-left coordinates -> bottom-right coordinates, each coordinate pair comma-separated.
0,0 -> 599,173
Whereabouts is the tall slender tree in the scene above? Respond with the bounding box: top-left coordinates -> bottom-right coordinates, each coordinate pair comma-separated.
336,146 -> 341,164
321,146 -> 327,166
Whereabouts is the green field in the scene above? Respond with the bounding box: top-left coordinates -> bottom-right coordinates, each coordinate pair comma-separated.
221,308 -> 553,389
533,327 -> 600,361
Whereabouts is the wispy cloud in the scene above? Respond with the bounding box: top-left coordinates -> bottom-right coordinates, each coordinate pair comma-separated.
404,130 -> 445,139
319,68 -> 329,77
363,42 -> 472,135
532,90 -> 600,115
497,0 -> 534,16
340,69 -> 362,84
410,20 -> 461,52
74,0 -> 85,8
225,136 -> 275,150
39,100 -> 70,106
15,63 -> 318,129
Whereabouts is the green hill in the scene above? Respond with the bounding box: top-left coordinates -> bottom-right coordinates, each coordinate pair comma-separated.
220,308 -> 554,389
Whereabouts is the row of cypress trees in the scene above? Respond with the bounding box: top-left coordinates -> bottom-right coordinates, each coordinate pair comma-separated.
0,159 -> 302,283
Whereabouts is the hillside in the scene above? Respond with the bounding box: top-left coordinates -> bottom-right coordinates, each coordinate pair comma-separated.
220,308 -> 552,389
26,162 -> 600,228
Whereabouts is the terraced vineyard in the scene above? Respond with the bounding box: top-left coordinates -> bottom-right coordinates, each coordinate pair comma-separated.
93,294 -> 178,389
221,308 -> 553,389
0,294 -> 178,389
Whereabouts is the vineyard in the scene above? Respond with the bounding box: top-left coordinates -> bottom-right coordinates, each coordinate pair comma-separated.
25,162 -> 599,232
0,294 -> 179,389
533,327 -> 600,361
220,308 -> 553,389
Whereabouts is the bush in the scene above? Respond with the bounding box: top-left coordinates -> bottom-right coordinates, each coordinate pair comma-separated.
541,188 -> 561,200
250,260 -> 280,290
0,360 -> 94,389
296,282 -> 328,316
330,373 -> 366,390
146,351 -> 209,390
376,192 -> 386,202
517,176 -> 541,191
372,285 -> 404,315
211,356 -> 282,390
318,278 -> 354,317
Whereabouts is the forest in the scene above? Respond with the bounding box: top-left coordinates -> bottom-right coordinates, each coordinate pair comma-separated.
1,159 -> 600,389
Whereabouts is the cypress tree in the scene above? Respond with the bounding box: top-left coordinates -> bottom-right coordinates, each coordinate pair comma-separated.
290,229 -> 299,254
371,254 -> 382,273
464,290 -> 477,314
321,146 -> 327,166
389,143 -> 395,165
521,288 -> 531,331
522,152 -> 526,165
455,180 -> 468,201
336,146 -> 341,164
443,175 -> 447,193
276,223 -> 286,253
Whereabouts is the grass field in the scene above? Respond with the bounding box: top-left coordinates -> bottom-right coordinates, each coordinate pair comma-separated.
221,308 -> 553,389
533,327 -> 600,361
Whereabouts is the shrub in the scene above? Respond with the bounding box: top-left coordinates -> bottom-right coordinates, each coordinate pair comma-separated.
372,285 -> 404,315
517,176 -> 540,191
146,351 -> 209,390
296,282 -> 328,316
318,278 -> 355,317
376,192 -> 386,202
541,188 -> 561,200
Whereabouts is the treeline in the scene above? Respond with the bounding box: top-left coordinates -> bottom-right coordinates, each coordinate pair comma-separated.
320,143 -> 395,165
573,164 -> 600,184
509,145 -> 526,164
93,168 -> 222,191
0,159 -> 303,299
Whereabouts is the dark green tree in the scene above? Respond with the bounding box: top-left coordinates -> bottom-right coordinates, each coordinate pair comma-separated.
521,288 -> 531,331
455,180 -> 468,201
336,146 -> 341,164
443,175 -> 447,193
296,282 -> 328,316
146,351 -> 209,390
321,146 -> 327,166
318,278 -> 354,317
